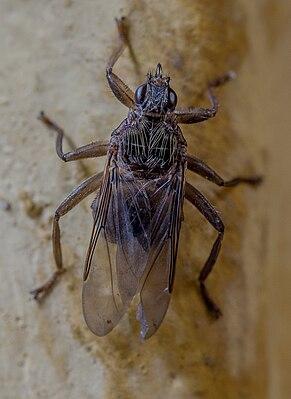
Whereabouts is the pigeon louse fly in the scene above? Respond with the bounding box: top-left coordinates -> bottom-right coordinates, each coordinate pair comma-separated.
31,17 -> 262,340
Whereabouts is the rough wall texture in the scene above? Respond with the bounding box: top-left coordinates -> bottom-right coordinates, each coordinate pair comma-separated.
0,0 -> 290,398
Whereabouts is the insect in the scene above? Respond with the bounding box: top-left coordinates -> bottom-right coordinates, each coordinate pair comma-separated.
31,17 -> 262,340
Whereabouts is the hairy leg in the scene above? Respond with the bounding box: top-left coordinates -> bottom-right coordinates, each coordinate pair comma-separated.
39,112 -> 109,162
175,72 -> 235,124
106,17 -> 135,108
185,181 -> 225,317
187,154 -> 262,187
31,172 -> 103,300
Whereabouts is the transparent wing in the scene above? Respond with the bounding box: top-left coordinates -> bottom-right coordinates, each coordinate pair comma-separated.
82,152 -> 151,336
137,164 -> 185,340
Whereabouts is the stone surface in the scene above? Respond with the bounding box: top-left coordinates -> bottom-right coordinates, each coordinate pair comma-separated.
0,0 -> 290,398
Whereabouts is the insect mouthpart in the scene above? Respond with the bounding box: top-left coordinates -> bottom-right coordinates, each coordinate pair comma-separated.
150,64 -> 169,86
155,63 -> 163,79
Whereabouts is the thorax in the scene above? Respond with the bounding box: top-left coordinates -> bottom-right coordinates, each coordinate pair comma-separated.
111,110 -> 186,175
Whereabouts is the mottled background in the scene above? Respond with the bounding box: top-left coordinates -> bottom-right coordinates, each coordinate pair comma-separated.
0,1 -> 290,398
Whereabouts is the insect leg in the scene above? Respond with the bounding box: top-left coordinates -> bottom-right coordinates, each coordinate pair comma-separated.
106,17 -> 135,108
185,181 -> 224,318
187,155 -> 263,187
31,172 -> 103,300
39,112 -> 109,162
175,72 -> 235,124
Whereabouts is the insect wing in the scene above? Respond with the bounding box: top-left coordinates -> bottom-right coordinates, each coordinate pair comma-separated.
137,165 -> 185,339
82,152 -> 151,336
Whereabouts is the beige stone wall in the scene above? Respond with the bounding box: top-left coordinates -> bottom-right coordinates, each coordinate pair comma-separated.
1,1 -> 290,398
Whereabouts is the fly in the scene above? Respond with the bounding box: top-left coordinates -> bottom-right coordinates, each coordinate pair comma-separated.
31,17 -> 262,340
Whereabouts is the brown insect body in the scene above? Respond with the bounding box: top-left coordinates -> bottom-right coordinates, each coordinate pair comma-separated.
31,18 -> 262,340
83,66 -> 187,339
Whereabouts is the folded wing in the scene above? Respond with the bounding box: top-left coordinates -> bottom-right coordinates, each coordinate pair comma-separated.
137,164 -> 185,339
82,150 -> 185,338
82,152 -> 151,336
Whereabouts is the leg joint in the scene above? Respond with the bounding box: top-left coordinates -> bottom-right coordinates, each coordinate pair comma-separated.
106,67 -> 112,76
211,215 -> 224,234
217,221 -> 224,234
211,108 -> 217,117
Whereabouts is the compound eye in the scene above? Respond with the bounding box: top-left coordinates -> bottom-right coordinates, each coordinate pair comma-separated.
135,84 -> 147,105
167,88 -> 177,112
